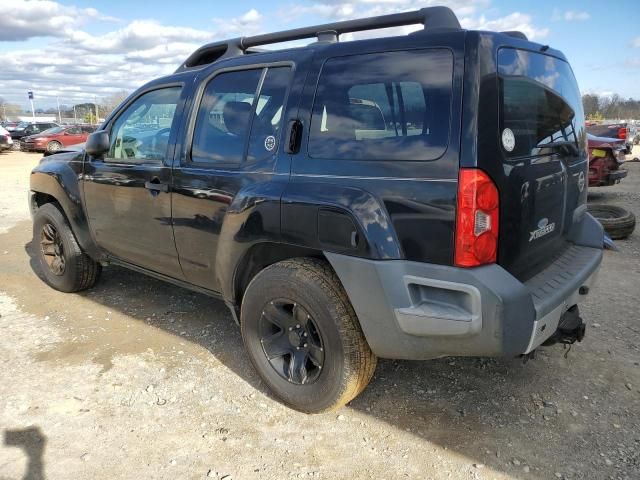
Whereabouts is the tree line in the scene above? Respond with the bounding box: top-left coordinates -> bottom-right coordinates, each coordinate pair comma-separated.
0,91 -> 130,123
582,94 -> 640,121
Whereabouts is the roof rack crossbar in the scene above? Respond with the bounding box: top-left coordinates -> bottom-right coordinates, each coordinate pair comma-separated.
177,7 -> 460,71
241,7 -> 460,49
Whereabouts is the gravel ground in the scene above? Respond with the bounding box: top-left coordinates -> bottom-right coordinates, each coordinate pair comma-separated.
0,148 -> 638,480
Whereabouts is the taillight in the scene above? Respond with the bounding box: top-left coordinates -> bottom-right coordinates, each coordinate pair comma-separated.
618,127 -> 627,139
454,168 -> 499,267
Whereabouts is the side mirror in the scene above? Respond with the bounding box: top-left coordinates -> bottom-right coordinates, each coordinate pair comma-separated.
86,131 -> 110,158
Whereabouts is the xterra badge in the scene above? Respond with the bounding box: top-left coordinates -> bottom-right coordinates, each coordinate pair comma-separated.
529,218 -> 555,242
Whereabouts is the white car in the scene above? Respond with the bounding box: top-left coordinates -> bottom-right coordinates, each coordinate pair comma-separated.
0,126 -> 14,150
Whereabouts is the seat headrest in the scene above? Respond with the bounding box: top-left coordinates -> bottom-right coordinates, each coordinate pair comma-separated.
223,101 -> 252,136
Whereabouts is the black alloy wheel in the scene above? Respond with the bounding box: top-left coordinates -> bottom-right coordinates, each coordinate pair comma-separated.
241,258 -> 377,413
40,222 -> 66,275
32,203 -> 101,292
259,300 -> 325,385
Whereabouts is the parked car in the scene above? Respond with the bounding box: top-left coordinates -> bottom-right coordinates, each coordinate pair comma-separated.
1,121 -> 19,131
21,125 -> 96,153
0,125 -> 14,150
586,122 -> 634,154
587,133 -> 628,186
28,7 -> 603,413
10,122 -> 59,148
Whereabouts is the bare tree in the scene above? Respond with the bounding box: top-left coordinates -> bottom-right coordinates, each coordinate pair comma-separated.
101,91 -> 131,118
0,97 -> 24,121
582,94 -> 600,118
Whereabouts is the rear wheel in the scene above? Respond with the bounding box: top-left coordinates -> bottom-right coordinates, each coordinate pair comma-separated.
241,258 -> 376,413
33,203 -> 101,292
587,203 -> 636,240
46,141 -> 62,153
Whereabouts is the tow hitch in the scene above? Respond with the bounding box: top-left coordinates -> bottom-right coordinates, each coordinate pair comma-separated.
542,305 -> 586,346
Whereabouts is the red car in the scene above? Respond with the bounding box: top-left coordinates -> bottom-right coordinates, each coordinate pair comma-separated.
21,125 -> 95,153
587,133 -> 627,187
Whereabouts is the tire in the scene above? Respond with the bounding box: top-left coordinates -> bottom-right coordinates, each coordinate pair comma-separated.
587,204 -> 636,240
46,141 -> 62,153
241,258 -> 377,413
32,203 -> 101,292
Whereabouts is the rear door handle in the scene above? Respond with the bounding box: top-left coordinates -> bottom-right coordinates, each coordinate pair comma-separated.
284,119 -> 302,154
145,180 -> 169,193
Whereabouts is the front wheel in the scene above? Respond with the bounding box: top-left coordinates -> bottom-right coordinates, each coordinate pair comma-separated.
241,258 -> 376,413
32,203 -> 101,292
46,141 -> 62,153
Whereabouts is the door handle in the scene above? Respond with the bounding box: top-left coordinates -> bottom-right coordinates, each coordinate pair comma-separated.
145,180 -> 169,193
284,119 -> 302,154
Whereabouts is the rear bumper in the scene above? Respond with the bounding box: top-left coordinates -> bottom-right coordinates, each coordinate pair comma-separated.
326,214 -> 603,360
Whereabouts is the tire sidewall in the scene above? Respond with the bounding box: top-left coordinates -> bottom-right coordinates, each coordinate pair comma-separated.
33,204 -> 81,292
241,265 -> 348,412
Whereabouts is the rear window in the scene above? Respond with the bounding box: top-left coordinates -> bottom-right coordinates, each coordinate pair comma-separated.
308,49 -> 453,161
498,48 -> 585,159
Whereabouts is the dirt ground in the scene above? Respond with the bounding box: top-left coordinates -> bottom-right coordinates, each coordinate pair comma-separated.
0,148 -> 638,480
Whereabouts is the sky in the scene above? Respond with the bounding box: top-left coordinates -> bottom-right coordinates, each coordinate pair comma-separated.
1,0 -> 639,110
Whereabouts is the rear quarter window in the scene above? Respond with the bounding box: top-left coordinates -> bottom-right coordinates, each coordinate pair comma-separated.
308,49 -> 453,161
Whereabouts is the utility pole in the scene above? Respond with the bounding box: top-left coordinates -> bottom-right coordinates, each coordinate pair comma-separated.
94,95 -> 99,125
56,97 -> 62,124
73,105 -> 78,124
28,91 -> 35,122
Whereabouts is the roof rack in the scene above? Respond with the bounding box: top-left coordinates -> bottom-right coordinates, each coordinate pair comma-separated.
177,6 -> 461,72
501,31 -> 529,41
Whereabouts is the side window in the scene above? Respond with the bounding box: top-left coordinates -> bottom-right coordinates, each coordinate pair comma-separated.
191,66 -> 292,166
67,127 -> 81,135
309,49 -> 453,161
107,87 -> 181,164
247,67 -> 292,163
191,69 -> 262,165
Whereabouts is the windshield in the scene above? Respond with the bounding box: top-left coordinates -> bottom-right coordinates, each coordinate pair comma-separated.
17,122 -> 30,129
498,48 -> 585,159
40,127 -> 65,135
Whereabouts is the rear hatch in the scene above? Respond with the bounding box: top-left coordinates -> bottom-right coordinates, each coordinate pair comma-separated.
494,48 -> 588,280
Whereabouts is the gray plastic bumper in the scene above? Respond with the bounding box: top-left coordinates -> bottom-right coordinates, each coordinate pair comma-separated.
327,245 -> 601,359
325,203 -> 607,361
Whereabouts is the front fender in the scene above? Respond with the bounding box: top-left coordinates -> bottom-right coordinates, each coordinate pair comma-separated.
30,152 -> 100,259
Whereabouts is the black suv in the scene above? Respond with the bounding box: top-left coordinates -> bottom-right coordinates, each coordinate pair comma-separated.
11,121 -> 59,146
29,7 -> 603,413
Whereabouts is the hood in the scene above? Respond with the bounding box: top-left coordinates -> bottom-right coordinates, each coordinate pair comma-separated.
39,149 -> 84,163
42,142 -> 85,157
587,133 -> 625,149
25,132 -> 51,140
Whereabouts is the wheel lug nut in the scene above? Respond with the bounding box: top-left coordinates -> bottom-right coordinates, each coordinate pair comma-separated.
296,324 -> 300,329
289,327 -> 293,331
296,346 -> 300,350
303,332 -> 307,337
303,343 -> 307,348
